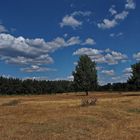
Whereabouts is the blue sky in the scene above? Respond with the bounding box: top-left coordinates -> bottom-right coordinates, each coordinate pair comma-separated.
0,0 -> 139,84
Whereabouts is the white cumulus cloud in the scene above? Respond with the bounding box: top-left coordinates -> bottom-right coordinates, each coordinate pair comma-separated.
82,38 -> 96,45
0,24 -> 8,33
73,48 -> 128,65
0,33 -> 96,72
133,52 -> 140,61
60,11 -> 92,29
115,11 -> 129,20
60,15 -> 82,29
123,67 -> 132,74
125,0 -> 136,10
97,19 -> 117,29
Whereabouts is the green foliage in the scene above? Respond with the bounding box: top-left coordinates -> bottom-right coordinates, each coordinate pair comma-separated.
127,108 -> 140,114
99,62 -> 140,92
0,76 -> 74,95
128,62 -> 140,88
73,55 -> 98,95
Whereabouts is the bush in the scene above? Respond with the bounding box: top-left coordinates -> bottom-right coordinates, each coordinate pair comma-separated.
81,97 -> 97,106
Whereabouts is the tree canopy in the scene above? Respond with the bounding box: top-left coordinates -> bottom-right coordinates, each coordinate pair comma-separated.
73,55 -> 98,95
128,61 -> 140,88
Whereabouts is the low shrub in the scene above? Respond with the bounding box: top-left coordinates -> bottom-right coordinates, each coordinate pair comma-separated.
81,97 -> 97,106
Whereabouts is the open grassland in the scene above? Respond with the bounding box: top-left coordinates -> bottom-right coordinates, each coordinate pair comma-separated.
0,92 -> 140,140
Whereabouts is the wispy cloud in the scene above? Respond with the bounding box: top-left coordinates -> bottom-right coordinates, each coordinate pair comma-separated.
21,65 -> 56,73
98,0 -> 136,29
71,11 -> 92,17
23,76 -> 48,81
115,11 -> 129,20
98,11 -> 129,29
110,32 -> 123,37
0,24 -> 8,33
101,70 -> 115,76
60,11 -> 92,29
109,5 -> 117,16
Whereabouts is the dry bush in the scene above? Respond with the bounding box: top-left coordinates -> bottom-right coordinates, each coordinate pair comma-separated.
1,99 -> 20,106
81,97 -> 97,106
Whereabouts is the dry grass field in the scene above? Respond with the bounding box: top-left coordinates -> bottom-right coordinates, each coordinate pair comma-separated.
0,92 -> 140,140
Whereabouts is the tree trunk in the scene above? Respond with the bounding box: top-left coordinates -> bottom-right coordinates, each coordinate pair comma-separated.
86,91 -> 88,96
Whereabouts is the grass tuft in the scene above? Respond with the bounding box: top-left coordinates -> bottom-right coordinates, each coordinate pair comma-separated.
127,108 -> 140,114
1,99 -> 20,106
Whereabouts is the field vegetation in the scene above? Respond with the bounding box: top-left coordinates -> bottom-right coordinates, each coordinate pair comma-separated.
0,92 -> 140,140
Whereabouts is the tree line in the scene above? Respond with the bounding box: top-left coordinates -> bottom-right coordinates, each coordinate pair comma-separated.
0,55 -> 139,95
99,82 -> 140,92
0,77 -> 75,95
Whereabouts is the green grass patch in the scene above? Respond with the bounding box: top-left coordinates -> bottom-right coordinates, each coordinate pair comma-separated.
127,108 -> 140,114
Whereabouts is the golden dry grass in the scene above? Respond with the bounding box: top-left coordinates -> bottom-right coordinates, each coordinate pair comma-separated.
0,92 -> 140,140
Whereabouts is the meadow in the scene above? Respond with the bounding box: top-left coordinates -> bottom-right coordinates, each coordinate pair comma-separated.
0,92 -> 140,140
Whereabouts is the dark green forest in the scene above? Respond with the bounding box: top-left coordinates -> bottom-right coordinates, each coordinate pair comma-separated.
0,77 -> 75,95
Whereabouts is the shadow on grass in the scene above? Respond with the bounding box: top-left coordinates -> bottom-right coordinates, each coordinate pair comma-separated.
76,94 -> 87,97
1,99 -> 20,106
124,94 -> 140,97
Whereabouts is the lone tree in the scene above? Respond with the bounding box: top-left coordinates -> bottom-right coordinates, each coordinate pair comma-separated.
73,55 -> 98,96
128,61 -> 140,88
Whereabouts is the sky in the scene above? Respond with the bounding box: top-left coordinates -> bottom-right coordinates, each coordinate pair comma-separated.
0,0 -> 139,84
